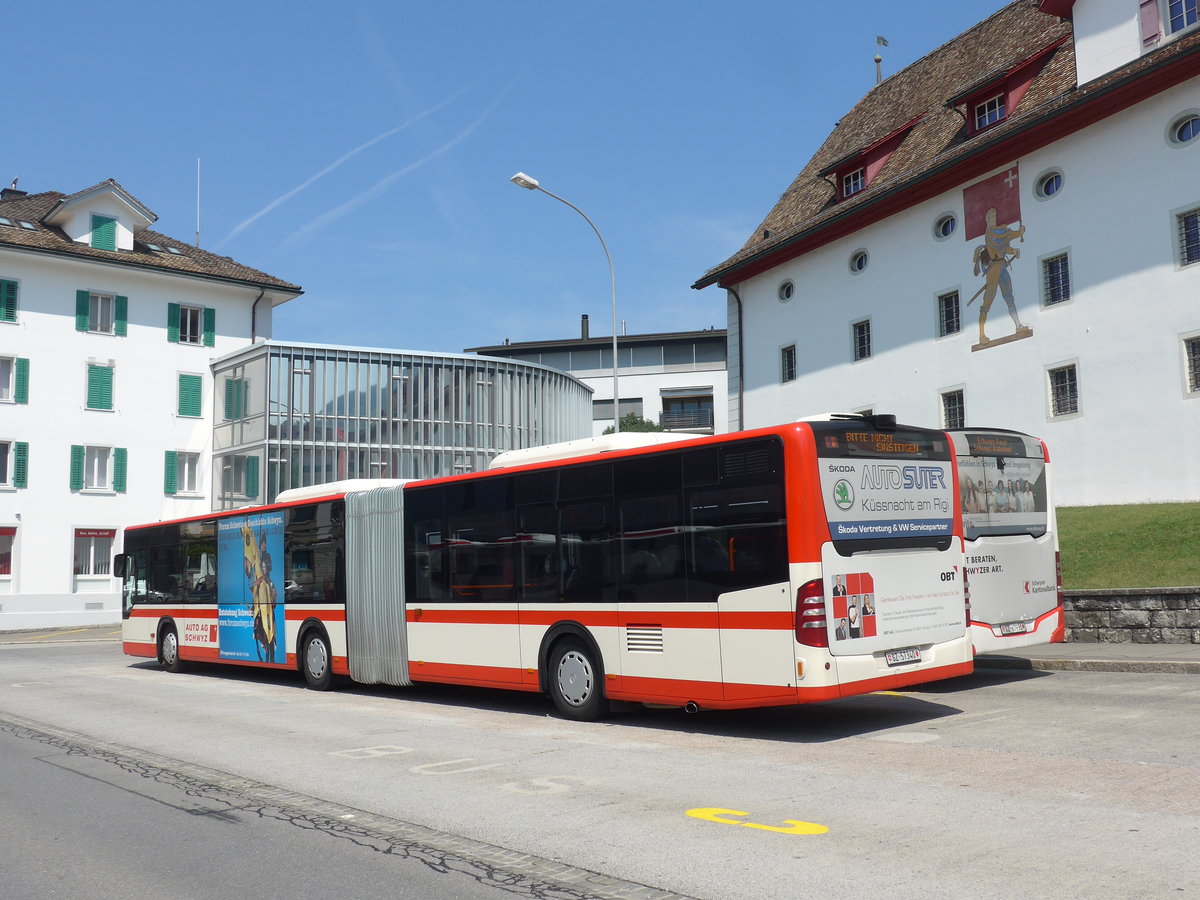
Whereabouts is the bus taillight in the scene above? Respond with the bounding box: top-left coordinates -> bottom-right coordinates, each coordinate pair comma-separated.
795,579 -> 828,647
1055,551 -> 1064,606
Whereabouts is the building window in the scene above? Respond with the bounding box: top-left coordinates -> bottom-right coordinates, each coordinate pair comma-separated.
660,396 -> 714,430
75,291 -> 127,336
165,450 -> 201,495
1184,336 -> 1200,395
852,320 -> 872,361
1048,364 -> 1079,418
1042,253 -> 1072,306
1178,207 -> 1200,266
780,344 -> 797,382
1035,170 -> 1064,199
90,215 -> 117,252
178,374 -> 203,417
220,454 -> 260,501
1171,113 -> 1200,145
71,445 -> 127,492
0,527 -> 13,582
0,356 -> 28,403
778,280 -> 794,302
73,529 -> 115,576
591,397 -> 643,421
842,168 -> 865,198
849,249 -> 869,273
941,389 -> 965,430
86,363 -> 114,410
0,278 -> 16,323
937,291 -> 961,337
0,441 -> 28,489
974,94 -> 1006,129
1167,0 -> 1198,33
933,213 -> 957,240
168,303 -> 215,346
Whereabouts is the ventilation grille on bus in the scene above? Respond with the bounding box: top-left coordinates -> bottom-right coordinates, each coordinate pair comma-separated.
722,445 -> 770,478
626,625 -> 664,653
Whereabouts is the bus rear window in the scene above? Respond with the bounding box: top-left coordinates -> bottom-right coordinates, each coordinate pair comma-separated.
955,435 -> 1048,539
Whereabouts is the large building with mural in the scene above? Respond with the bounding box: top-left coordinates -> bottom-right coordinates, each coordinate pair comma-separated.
694,0 -> 1200,506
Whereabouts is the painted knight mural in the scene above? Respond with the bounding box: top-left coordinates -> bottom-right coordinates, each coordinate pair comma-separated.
963,166 -> 1033,350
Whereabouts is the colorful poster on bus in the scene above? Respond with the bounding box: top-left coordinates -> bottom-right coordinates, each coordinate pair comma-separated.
818,457 -> 955,541
217,512 -> 285,664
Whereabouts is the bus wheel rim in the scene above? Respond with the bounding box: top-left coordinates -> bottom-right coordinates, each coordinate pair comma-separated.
307,638 -> 328,677
558,651 -> 592,706
163,633 -> 177,664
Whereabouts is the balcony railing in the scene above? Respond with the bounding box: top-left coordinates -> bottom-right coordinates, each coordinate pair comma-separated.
659,408 -> 714,432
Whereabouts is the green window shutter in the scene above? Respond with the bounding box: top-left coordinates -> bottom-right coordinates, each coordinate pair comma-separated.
91,215 -> 117,252
245,456 -> 260,499
13,442 -> 28,488
76,290 -> 91,331
0,279 -> 16,322
178,374 -> 202,417
113,448 -> 128,493
202,307 -> 216,347
239,379 -> 249,419
70,445 -> 84,490
87,364 -> 113,410
224,378 -> 236,420
167,303 -> 180,343
114,295 -> 128,336
164,450 -> 178,495
14,357 -> 29,404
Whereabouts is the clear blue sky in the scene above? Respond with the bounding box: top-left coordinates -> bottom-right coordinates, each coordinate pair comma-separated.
10,0 -> 1008,353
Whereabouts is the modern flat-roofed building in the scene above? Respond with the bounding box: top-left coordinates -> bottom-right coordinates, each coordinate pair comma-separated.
468,315 -> 728,437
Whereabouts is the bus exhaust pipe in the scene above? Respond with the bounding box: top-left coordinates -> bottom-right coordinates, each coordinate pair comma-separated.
685,701 -> 700,714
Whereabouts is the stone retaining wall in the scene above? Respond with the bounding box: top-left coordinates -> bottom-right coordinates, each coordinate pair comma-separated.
1065,588 -> 1200,643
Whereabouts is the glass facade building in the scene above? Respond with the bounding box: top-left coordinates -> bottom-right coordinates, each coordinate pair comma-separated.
211,341 -> 592,509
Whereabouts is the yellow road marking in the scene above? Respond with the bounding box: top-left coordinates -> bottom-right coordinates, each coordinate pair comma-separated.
686,807 -> 828,835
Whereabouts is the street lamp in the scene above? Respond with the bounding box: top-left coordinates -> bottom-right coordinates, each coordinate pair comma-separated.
510,171 -> 620,434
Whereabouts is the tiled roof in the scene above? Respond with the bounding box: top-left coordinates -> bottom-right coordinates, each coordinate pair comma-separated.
0,185 -> 301,294
695,1 -> 1197,288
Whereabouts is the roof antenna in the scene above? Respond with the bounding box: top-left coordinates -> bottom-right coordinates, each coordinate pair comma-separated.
875,35 -> 889,85
195,158 -> 201,247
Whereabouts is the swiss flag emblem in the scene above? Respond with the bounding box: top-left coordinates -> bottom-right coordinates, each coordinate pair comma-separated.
963,167 -> 1021,240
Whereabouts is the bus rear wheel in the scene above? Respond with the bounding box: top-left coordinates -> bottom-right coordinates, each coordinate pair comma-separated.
548,639 -> 608,721
300,630 -> 333,691
158,625 -> 187,673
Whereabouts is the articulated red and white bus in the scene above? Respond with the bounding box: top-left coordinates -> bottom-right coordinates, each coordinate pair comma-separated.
120,415 -> 973,719
949,428 -> 1064,652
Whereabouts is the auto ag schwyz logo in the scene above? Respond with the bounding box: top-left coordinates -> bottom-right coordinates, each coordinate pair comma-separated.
832,479 -> 855,510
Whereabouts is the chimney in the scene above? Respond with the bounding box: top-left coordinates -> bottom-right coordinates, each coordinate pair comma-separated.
581,314 -> 589,340
1,178 -> 27,201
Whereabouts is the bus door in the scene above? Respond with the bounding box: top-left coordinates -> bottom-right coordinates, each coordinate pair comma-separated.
345,487 -> 410,686
813,422 -> 966,666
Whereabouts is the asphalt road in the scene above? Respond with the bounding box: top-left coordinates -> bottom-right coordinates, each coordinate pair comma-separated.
2,637 -> 1198,899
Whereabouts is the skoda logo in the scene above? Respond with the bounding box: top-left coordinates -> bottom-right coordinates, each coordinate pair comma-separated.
832,479 -> 854,510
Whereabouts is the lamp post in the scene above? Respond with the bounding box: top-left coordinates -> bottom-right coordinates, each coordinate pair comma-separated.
510,171 -> 620,434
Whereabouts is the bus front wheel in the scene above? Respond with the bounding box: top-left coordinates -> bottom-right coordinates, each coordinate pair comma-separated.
548,639 -> 608,721
300,630 -> 333,691
158,625 -> 187,673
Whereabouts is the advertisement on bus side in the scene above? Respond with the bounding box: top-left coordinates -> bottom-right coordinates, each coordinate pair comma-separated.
818,458 -> 955,542
217,512 -> 286,664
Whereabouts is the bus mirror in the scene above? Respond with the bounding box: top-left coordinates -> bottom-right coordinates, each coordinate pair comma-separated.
113,554 -> 129,578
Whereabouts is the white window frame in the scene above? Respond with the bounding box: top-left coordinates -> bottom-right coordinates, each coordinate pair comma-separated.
1182,330 -> 1200,398
179,304 -> 204,345
0,356 -> 12,402
1163,0 -> 1199,36
177,451 -> 202,495
1040,249 -> 1073,307
842,167 -> 865,198
1046,360 -> 1081,420
974,93 -> 1006,130
0,440 -> 10,488
1033,167 -> 1065,201
932,212 -> 957,241
89,292 -> 116,334
73,529 -> 114,586
83,445 -> 113,492
0,527 -> 13,590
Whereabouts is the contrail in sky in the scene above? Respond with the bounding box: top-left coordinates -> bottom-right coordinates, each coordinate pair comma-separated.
215,83 -> 475,250
282,73 -> 520,248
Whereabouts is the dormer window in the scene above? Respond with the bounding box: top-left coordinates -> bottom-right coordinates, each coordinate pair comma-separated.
842,168 -> 865,198
974,94 -> 1006,130
91,214 -> 117,252
1167,0 -> 1198,35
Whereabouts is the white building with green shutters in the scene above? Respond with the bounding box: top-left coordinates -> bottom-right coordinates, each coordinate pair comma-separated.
0,179 -> 302,630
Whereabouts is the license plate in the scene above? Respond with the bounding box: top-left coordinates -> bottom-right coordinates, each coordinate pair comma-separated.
885,647 -> 921,667
999,622 -> 1027,635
